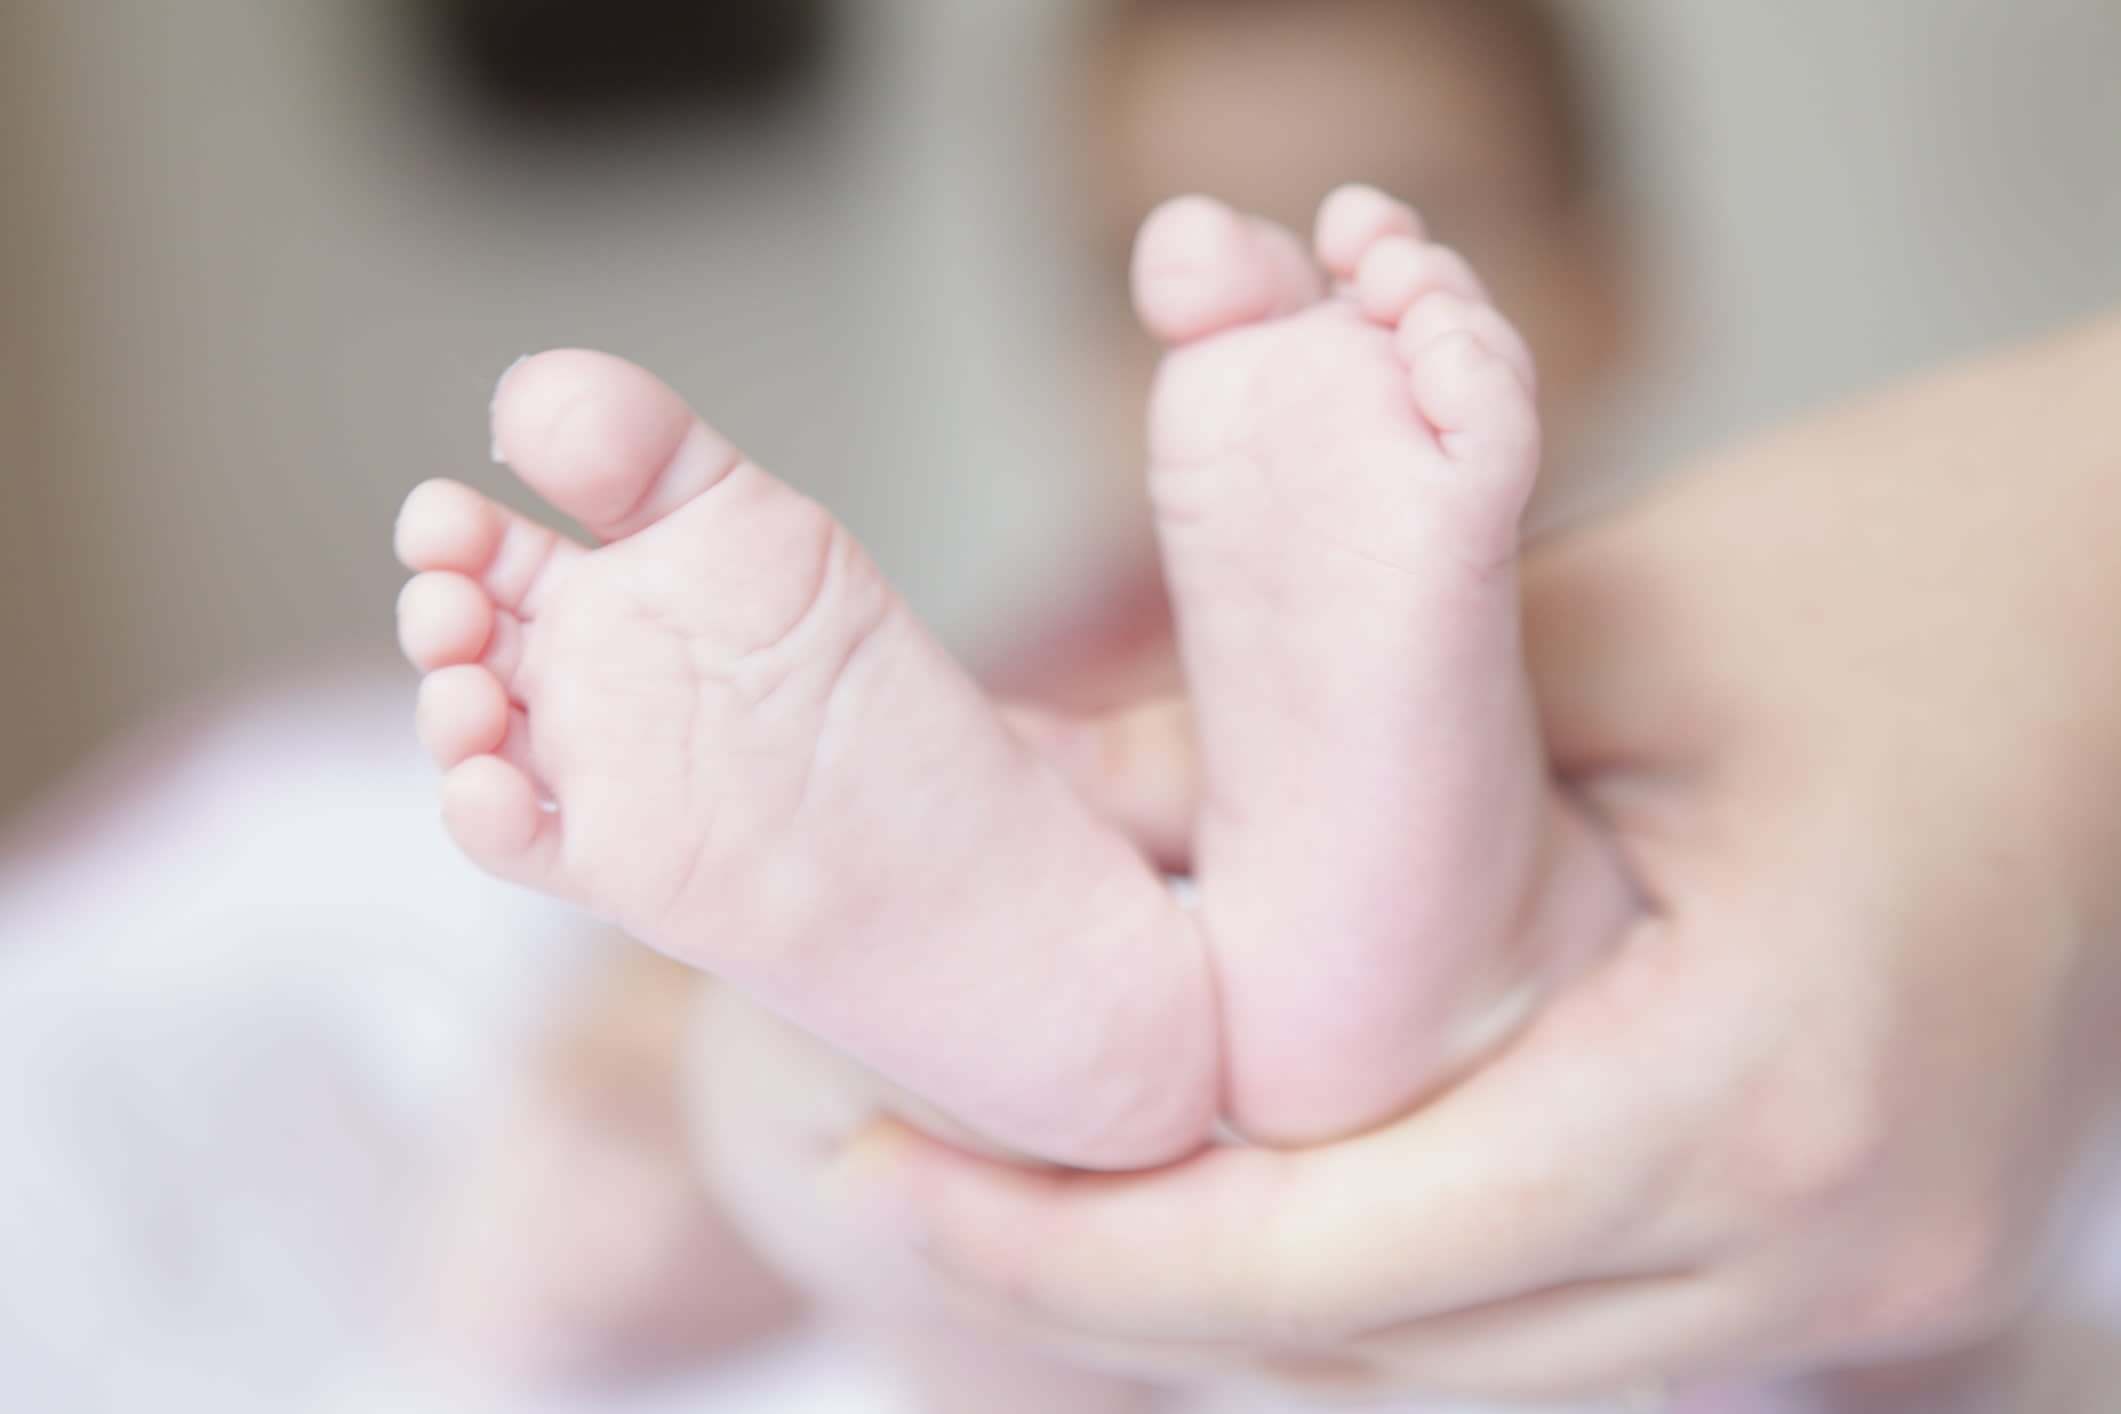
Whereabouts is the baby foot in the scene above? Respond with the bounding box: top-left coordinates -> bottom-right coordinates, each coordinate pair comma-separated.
395,352 -> 1216,1169
1138,188 -> 1612,1143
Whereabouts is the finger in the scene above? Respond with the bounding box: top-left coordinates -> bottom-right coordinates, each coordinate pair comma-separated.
963,1274 -> 1737,1406
840,955 -> 1688,1346
1351,1274 -> 1756,1402
1004,698 -> 1200,872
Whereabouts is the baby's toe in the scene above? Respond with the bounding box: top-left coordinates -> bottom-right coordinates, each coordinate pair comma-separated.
1397,292 -> 1538,398
398,571 -> 494,671
1315,184 -> 1424,283
1133,196 -> 1322,345
395,478 -> 580,619
1354,238 -> 1490,326
418,665 -> 512,768
396,479 -> 500,574
441,756 -> 562,887
1408,330 -> 1541,489
492,350 -> 742,545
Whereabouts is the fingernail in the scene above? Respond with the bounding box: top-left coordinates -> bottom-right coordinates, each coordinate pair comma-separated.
489,355 -> 530,463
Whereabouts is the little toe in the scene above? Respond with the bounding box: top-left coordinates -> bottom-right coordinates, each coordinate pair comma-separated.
1132,195 -> 1323,345
1314,184 -> 1424,283
1396,292 -> 1539,397
441,756 -> 562,888
396,479 -> 581,618
419,665 -> 513,768
1354,238 -> 1490,326
398,572 -> 495,671
492,350 -> 744,545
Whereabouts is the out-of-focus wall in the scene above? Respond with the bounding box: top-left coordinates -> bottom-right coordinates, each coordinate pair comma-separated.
1,1 -> 74,814
2,0 -> 2118,820
0,0 -> 1103,821
1595,0 -> 2121,469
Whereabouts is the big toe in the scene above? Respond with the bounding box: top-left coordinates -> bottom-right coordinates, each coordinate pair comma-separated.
1132,196 -> 1323,345
491,350 -> 744,544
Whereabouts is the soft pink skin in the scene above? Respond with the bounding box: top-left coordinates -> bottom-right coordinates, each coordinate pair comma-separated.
395,185 -> 1628,1164
1138,187 -> 1628,1142
394,353 -> 1216,1171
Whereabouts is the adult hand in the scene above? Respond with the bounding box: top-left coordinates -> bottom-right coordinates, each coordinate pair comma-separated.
833,315 -> 2121,1400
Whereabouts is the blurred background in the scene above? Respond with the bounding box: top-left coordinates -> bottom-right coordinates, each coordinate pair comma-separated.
3,0 -> 2117,817
2,0 -> 2119,1409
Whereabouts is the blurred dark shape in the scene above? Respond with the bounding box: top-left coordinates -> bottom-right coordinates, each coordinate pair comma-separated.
417,0 -> 837,125
1094,0 -> 1604,210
